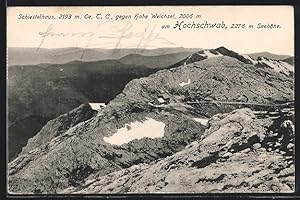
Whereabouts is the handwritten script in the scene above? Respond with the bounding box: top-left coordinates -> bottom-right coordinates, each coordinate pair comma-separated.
37,21 -> 176,59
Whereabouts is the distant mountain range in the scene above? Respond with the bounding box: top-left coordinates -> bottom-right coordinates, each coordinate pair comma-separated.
8,47 -> 201,66
246,52 -> 291,60
282,57 -> 294,65
8,47 -> 293,66
119,52 -> 192,69
8,47 -> 294,194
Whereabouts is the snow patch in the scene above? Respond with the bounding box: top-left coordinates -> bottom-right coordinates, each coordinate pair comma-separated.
103,117 -> 166,146
258,57 -> 293,75
197,50 -> 222,58
242,55 -> 257,64
89,103 -> 106,111
184,55 -> 192,66
157,98 -> 166,104
179,78 -> 191,87
192,118 -> 209,126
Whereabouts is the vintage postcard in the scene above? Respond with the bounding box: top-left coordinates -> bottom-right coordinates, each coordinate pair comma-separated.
7,6 -> 294,194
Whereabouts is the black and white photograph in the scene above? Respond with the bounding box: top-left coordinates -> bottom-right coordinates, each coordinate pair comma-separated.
6,6 -> 295,194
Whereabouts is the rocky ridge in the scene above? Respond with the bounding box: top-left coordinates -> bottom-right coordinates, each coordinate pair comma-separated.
63,108 -> 294,193
19,104 -> 97,155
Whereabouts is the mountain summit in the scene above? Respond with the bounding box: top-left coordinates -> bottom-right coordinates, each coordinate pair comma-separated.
171,47 -> 294,77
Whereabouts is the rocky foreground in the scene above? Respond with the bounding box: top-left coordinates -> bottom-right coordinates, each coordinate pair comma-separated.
63,108 -> 295,193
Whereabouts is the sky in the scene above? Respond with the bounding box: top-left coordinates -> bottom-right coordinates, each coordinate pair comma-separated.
7,6 -> 294,55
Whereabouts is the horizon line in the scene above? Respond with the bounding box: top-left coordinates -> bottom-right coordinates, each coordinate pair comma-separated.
7,46 -> 294,57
